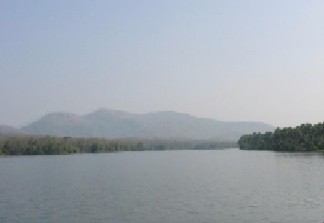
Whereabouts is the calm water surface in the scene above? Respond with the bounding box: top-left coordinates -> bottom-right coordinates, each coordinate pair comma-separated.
1,149 -> 324,223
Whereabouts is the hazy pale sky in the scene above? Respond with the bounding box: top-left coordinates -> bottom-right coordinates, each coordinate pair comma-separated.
1,0 -> 324,127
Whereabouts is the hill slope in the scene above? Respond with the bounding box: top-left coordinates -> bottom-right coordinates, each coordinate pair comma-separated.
0,125 -> 23,135
21,109 -> 274,140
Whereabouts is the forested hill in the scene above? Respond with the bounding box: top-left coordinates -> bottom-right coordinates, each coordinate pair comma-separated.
21,109 -> 274,140
238,123 -> 324,151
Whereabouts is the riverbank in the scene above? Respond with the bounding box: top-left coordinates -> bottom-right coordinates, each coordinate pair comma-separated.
0,135 -> 237,155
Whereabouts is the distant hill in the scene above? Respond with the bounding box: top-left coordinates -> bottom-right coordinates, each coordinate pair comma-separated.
20,109 -> 274,140
0,125 -> 23,135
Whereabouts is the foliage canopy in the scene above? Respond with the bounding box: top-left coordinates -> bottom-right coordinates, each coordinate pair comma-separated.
238,123 -> 324,151
0,135 -> 237,155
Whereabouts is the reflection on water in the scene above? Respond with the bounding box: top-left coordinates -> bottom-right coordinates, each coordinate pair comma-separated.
1,149 -> 324,223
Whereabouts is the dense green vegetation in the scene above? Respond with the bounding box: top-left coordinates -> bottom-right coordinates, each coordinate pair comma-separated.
0,135 -> 237,155
238,123 -> 324,151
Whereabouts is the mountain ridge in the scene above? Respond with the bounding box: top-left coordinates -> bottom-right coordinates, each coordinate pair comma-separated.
18,109 -> 274,140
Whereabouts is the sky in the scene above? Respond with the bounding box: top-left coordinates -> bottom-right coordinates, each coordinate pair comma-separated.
1,0 -> 324,128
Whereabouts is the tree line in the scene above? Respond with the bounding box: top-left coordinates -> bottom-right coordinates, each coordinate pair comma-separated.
0,135 -> 237,155
238,123 -> 324,151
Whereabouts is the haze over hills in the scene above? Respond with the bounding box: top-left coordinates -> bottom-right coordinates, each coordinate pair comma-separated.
19,109 -> 275,140
0,125 -> 23,135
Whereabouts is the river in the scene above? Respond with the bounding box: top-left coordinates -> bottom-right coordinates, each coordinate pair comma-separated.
0,149 -> 324,223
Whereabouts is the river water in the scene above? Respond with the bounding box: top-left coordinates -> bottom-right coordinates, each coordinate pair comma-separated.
0,149 -> 324,223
